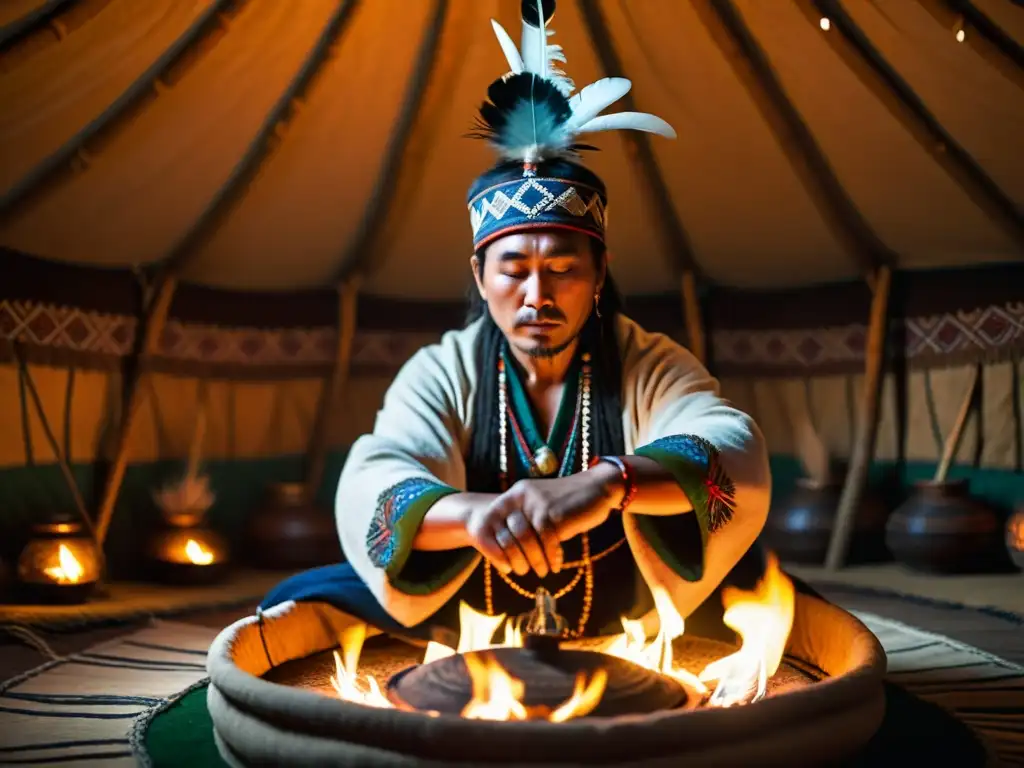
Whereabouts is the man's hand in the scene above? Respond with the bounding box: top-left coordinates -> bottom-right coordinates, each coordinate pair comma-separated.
465,462 -> 625,578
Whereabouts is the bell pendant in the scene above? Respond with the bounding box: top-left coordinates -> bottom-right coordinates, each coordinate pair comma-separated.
534,446 -> 559,477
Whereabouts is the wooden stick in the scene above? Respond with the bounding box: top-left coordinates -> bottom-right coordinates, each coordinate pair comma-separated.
825,265 -> 892,570
680,270 -> 706,365
779,380 -> 831,487
304,276 -> 360,501
95,276 -> 177,544
933,364 -> 981,483
185,379 -> 209,484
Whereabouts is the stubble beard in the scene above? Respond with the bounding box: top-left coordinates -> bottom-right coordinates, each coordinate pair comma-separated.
515,334 -> 578,359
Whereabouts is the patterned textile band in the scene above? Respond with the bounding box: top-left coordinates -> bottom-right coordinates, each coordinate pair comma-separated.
467,160 -> 609,251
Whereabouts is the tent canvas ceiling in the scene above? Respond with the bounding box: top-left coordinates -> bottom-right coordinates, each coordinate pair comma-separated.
0,0 -> 1021,298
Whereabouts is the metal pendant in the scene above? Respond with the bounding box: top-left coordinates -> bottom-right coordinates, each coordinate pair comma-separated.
534,446 -> 559,477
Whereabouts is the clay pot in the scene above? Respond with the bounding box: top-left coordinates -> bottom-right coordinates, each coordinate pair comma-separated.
0,556 -> 11,599
885,479 -> 1002,574
244,482 -> 342,570
763,478 -> 889,565
1006,506 -> 1024,572
145,505 -> 230,586
15,514 -> 102,604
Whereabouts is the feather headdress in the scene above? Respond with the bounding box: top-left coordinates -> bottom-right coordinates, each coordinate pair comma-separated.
469,0 -> 676,164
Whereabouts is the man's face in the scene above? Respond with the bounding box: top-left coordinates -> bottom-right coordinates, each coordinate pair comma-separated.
472,229 -> 604,358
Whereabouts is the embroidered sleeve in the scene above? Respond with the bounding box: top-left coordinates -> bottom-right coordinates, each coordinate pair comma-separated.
366,477 -> 458,580
630,434 -> 738,582
635,434 -> 737,535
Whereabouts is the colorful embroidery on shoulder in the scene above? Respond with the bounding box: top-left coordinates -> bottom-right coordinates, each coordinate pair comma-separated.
646,434 -> 737,533
367,477 -> 450,569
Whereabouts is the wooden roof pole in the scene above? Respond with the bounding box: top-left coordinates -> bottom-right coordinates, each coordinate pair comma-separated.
943,0 -> 1024,73
302,0 -> 452,502
94,0 -> 361,545
576,0 -> 707,364
0,0 -> 235,215
811,0 -> 1024,249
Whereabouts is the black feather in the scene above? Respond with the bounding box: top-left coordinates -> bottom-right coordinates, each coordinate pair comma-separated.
521,0 -> 556,28
468,73 -> 572,153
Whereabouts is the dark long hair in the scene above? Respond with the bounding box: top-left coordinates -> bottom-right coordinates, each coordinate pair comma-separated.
464,239 -> 626,492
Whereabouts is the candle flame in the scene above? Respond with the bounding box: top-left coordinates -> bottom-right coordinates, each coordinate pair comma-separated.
43,544 -> 84,584
184,538 -> 214,565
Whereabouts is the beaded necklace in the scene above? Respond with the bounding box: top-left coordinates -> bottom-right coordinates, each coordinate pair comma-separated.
482,349 -> 625,638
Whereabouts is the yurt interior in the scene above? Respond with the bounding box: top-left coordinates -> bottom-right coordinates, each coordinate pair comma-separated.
0,0 -> 1022,765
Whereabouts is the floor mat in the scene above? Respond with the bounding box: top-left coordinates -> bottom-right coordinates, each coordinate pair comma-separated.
0,600 -> 1021,766
0,570 -> 285,631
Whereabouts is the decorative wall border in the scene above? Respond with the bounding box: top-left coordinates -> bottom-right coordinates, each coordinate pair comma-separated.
2,297 -> 1020,379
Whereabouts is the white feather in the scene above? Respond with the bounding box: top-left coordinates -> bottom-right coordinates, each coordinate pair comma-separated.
519,7 -> 575,96
490,19 -> 524,73
536,1 -> 547,77
565,77 -> 632,131
575,112 -> 678,139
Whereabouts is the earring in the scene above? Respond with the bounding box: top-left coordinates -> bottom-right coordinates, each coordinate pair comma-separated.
594,288 -> 602,319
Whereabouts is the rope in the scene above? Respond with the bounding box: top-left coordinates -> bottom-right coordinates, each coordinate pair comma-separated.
0,623 -> 63,661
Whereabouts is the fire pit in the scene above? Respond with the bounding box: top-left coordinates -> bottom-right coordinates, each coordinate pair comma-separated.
207,557 -> 886,766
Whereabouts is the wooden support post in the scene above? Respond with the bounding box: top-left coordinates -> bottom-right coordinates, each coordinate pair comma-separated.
95,275 -> 177,544
680,270 -> 706,365
304,276 -> 361,502
825,265 -> 892,570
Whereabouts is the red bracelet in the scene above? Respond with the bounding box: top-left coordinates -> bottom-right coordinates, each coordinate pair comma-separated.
590,455 -> 637,512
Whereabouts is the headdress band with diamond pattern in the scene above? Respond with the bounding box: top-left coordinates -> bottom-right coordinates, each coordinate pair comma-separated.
465,0 -> 676,250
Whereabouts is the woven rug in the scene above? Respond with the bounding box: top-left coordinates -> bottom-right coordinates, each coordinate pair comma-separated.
0,599 -> 1021,766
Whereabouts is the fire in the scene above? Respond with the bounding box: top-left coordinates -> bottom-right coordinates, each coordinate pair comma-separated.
604,587 -> 708,693
43,544 -> 84,584
698,553 -> 796,707
461,651 -> 607,722
184,539 -> 215,565
328,553 -> 797,717
330,623 -> 391,708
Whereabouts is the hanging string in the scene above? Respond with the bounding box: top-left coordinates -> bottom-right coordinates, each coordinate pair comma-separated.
12,344 -> 102,554
18,351 -> 34,466
63,366 -> 76,467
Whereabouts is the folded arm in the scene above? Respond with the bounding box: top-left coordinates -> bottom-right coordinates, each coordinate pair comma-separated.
336,334 -> 484,627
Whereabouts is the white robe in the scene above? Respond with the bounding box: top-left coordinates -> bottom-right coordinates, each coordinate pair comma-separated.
336,314 -> 771,629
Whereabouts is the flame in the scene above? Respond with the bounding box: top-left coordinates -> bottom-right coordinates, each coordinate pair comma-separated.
698,553 -> 796,707
330,623 -> 392,708
461,651 -> 607,722
43,544 -> 84,584
184,539 -> 215,565
329,554 -> 797,718
603,587 -> 708,693
1008,511 -> 1024,550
